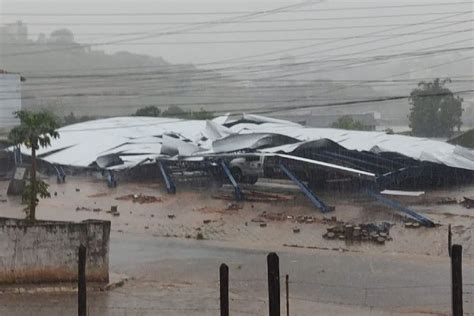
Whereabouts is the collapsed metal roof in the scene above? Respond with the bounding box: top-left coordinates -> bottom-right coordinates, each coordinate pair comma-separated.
12,114 -> 474,172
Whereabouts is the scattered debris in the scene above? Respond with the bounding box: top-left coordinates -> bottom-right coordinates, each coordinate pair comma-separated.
256,212 -> 323,225
88,192 -> 108,198
323,221 -> 393,244
435,196 -> 474,209
405,221 -> 421,228
115,194 -> 162,204
226,202 -> 243,211
76,206 -> 91,212
436,197 -> 458,205
460,197 -> 474,209
213,189 -> 295,202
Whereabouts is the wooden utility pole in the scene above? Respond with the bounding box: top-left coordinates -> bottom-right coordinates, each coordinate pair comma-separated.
220,263 -> 229,316
451,244 -> 463,316
267,252 -> 280,316
78,245 -> 87,316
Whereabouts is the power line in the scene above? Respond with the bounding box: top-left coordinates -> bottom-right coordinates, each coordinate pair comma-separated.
4,40 -> 470,99
6,13 -> 469,79
236,89 -> 474,115
2,1 -> 471,16
192,12 -> 471,68
8,11 -> 472,26
4,29 -> 472,45
21,20 -> 473,38
10,42 -> 472,88
256,21 -> 473,81
1,0 -> 322,57
272,52 -> 474,111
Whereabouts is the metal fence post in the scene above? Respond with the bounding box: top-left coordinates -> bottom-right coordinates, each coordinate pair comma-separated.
267,252 -> 280,316
448,224 -> 452,257
220,263 -> 229,316
285,274 -> 289,316
78,245 -> 87,316
451,244 -> 463,316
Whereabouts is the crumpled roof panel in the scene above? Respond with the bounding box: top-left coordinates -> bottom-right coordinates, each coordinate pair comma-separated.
228,120 -> 474,171
12,114 -> 474,171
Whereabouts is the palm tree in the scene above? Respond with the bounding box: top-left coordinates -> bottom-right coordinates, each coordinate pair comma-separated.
8,110 -> 59,220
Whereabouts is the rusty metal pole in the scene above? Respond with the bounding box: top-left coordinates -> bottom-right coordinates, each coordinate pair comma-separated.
220,263 -> 229,316
267,252 -> 280,316
285,274 -> 289,316
78,245 -> 87,316
451,244 -> 463,316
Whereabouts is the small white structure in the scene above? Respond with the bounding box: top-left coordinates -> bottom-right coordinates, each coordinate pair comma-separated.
0,70 -> 22,134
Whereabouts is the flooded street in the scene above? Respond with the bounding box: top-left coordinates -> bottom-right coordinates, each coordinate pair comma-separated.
0,232 -> 472,315
0,177 -> 473,315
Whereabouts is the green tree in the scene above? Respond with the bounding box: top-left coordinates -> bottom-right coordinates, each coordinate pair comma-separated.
62,112 -> 96,126
332,116 -> 371,131
8,110 -> 60,220
162,105 -> 186,118
134,106 -> 161,117
189,108 -> 215,120
409,78 -> 463,137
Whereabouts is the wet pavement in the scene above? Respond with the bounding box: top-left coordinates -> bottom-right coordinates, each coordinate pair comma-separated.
0,232 -> 472,315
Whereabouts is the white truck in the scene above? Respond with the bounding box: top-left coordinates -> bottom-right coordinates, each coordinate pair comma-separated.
228,155 -> 265,184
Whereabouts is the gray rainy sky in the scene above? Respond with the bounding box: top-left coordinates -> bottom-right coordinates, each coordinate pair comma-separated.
1,0 -> 473,66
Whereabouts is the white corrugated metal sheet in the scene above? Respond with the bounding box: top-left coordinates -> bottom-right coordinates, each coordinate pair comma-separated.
12,114 -> 474,171
223,114 -> 474,171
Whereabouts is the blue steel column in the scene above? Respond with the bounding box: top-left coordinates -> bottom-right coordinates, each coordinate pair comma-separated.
158,160 -> 176,194
220,160 -> 244,201
279,162 -> 332,213
367,190 -> 434,227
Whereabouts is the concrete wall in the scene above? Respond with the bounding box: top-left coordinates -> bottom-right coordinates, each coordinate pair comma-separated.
0,217 -> 110,284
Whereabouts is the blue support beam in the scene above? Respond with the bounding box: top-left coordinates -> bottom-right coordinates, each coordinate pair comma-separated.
220,160 -> 244,202
13,146 -> 22,166
367,190 -> 434,227
106,170 -> 117,188
279,162 -> 332,213
158,160 -> 176,194
53,165 -> 66,183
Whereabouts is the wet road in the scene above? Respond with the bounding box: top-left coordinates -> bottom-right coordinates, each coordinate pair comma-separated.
1,232 -> 471,315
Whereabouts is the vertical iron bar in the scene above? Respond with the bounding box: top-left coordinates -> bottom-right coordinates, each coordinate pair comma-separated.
267,252 -> 280,316
78,245 -> 87,316
451,244 -> 463,316
220,264 -> 229,316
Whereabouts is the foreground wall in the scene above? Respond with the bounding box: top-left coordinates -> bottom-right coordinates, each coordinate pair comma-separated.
0,217 -> 110,284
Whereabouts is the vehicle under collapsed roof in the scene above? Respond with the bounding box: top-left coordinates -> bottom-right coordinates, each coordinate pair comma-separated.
11,113 -> 474,186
